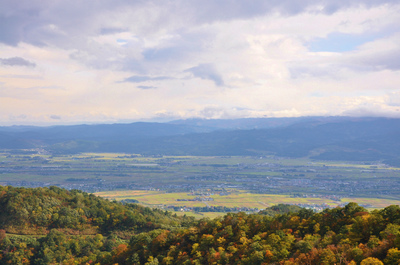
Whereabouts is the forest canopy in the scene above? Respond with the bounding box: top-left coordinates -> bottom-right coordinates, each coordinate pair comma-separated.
0,186 -> 400,264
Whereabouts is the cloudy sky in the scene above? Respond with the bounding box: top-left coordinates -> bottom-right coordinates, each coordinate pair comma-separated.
1,0 -> 400,125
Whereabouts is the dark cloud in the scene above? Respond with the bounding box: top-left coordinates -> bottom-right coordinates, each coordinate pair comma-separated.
99,27 -> 127,35
175,0 -> 398,24
49,115 -> 61,120
122,75 -> 171,83
137,85 -> 157,89
0,57 -> 36,67
185,63 -> 224,86
352,49 -> 400,71
0,15 -> 24,46
0,0 -> 396,47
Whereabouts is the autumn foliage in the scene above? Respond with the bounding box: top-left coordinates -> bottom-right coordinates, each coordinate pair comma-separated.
0,186 -> 400,264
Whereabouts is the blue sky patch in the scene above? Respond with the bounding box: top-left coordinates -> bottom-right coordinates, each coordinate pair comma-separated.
309,32 -> 379,52
116,39 -> 128,45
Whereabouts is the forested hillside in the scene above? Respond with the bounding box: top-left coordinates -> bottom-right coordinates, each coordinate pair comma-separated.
0,186 -> 186,236
112,203 -> 400,265
0,187 -> 400,264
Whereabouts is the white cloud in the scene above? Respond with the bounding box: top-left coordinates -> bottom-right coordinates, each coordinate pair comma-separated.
386,91 -> 400,107
0,0 -> 400,124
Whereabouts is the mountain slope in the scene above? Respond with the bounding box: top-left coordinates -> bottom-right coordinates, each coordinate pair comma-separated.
1,117 -> 400,164
0,186 -> 186,235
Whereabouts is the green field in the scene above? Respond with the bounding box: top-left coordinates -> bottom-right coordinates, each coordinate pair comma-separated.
2,150 -> 400,218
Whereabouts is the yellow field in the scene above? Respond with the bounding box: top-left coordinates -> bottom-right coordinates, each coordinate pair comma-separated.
173,211 -> 226,219
313,161 -> 400,171
95,190 -> 157,198
95,190 -> 400,213
341,197 -> 400,208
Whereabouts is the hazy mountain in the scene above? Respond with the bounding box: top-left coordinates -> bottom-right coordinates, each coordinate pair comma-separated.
0,122 -> 211,146
1,117 -> 400,165
168,116 -> 353,130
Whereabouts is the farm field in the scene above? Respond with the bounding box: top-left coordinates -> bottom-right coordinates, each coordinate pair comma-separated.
1,150 -> 400,217
95,189 -> 400,218
95,190 -> 338,207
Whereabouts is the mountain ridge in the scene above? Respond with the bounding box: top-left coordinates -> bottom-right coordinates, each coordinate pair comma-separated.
1,116 -> 399,165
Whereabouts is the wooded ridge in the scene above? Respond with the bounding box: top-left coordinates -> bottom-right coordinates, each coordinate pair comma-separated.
0,186 -> 399,264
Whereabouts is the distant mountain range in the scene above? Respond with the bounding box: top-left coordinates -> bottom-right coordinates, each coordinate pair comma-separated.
1,116 -> 400,166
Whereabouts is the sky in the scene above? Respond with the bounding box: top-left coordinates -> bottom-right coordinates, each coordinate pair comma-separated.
1,0 -> 400,125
